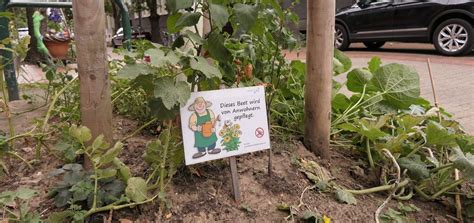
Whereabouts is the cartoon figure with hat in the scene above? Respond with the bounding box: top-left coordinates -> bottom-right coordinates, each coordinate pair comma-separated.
188,97 -> 221,159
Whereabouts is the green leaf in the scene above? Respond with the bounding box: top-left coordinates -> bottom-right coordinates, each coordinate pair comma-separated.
183,30 -> 204,45
48,211 -> 75,223
372,64 -> 420,109
149,98 -> 180,121
96,168 -> 117,179
204,31 -> 232,62
145,48 -> 179,68
99,142 -> 124,166
332,93 -> 350,111
451,147 -> 474,181
113,158 -> 131,182
54,189 -> 72,208
175,12 -> 202,30
232,4 -> 258,32
166,0 -> 194,12
209,3 -> 229,30
358,118 -> 388,141
425,121 -> 457,146
69,125 -> 92,143
16,187 -> 37,200
69,181 -> 93,202
190,56 -> 222,79
91,135 -> 109,153
335,189 -> 357,205
333,49 -> 352,75
116,63 -> 153,79
398,155 -> 429,181
125,177 -> 148,202
154,77 -> 191,110
397,115 -> 425,133
368,56 -> 382,73
166,12 -> 182,33
346,68 -> 373,93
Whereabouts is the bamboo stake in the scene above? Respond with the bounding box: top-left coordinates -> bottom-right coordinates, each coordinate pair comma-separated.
427,58 -> 463,222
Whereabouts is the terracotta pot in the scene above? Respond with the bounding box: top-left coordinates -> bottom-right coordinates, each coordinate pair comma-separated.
44,39 -> 71,59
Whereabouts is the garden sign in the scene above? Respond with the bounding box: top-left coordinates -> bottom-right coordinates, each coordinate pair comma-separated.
180,86 -> 271,165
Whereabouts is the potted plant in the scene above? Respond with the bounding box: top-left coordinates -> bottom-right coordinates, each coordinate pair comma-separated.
43,8 -> 72,59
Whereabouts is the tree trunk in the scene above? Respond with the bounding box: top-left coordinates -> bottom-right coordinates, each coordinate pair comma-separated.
112,2 -> 121,33
304,0 -> 335,159
72,0 -> 113,169
149,14 -> 162,43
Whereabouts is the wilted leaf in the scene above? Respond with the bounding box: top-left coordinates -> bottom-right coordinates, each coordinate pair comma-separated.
16,187 -> 37,200
69,125 -> 92,143
335,189 -> 357,205
99,142 -> 124,166
398,155 -> 429,181
113,158 -> 131,182
451,147 -> 474,181
125,177 -> 148,202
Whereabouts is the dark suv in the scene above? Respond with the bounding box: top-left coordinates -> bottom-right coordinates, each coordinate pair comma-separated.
335,0 -> 474,56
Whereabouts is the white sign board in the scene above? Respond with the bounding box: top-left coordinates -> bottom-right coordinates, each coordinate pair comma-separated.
180,86 -> 271,165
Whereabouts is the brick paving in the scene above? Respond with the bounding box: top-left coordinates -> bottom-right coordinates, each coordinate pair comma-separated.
287,43 -> 474,134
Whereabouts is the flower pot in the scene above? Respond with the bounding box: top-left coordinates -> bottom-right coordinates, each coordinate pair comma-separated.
44,39 -> 71,59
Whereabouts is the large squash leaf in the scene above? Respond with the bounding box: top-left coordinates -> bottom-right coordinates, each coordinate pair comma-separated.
209,3 -> 229,30
372,63 -> 420,109
232,4 -> 257,32
425,121 -> 457,146
346,68 -> 373,93
153,77 -> 191,110
398,155 -> 429,181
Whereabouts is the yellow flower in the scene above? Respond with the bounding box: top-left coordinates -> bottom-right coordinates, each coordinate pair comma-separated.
224,136 -> 231,143
219,130 -> 224,137
234,124 -> 240,129
233,132 -> 240,138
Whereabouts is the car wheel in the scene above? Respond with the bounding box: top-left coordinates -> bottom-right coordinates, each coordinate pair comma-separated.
335,24 -> 350,50
433,18 -> 473,56
363,41 -> 385,50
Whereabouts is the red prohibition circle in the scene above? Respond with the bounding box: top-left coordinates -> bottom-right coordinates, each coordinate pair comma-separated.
255,127 -> 265,138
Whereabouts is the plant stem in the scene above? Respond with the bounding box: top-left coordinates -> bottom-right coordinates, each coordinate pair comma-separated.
123,117 -> 158,141
430,163 -> 454,173
35,77 -> 77,160
431,179 -> 464,199
6,151 -> 33,169
366,137 -> 374,169
346,179 -> 409,195
84,192 -> 160,218
0,67 -> 15,143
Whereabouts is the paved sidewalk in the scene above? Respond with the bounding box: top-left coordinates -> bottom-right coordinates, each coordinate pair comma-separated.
287,45 -> 474,134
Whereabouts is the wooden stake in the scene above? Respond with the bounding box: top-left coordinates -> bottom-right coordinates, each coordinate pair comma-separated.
72,0 -> 113,169
304,0 -> 335,159
427,58 -> 462,222
426,58 -> 439,108
229,157 -> 241,202
268,149 -> 272,176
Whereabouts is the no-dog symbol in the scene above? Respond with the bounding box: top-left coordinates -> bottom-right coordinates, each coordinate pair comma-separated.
255,127 -> 265,138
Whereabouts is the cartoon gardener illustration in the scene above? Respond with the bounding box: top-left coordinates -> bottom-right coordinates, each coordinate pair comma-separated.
188,97 -> 221,159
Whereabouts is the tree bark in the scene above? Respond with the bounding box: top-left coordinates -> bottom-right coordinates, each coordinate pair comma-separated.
72,0 -> 113,169
304,0 -> 335,159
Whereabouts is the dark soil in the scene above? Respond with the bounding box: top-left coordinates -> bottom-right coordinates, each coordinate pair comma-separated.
1,102 -> 454,222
